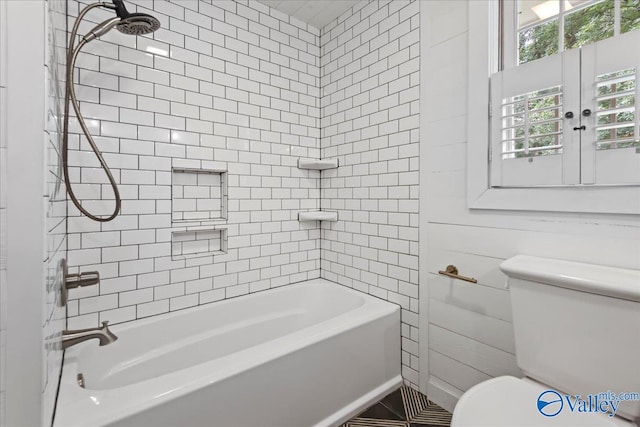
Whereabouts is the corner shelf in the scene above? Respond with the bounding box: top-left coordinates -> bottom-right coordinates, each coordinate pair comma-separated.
298,211 -> 338,222
297,158 -> 339,170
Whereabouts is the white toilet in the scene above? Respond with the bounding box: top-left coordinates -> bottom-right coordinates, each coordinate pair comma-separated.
452,255 -> 640,427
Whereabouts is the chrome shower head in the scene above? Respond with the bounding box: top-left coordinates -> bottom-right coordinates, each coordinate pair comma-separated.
111,0 -> 160,35
116,13 -> 161,35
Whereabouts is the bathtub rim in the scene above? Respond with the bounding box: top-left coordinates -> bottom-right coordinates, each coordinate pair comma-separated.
79,278 -> 370,339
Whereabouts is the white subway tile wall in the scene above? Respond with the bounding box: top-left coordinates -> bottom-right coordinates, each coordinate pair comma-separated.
66,0 -> 322,328
43,0 -> 68,424
67,0 -> 422,389
319,0 -> 421,387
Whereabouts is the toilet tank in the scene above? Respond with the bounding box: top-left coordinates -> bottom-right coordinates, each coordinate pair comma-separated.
500,255 -> 640,421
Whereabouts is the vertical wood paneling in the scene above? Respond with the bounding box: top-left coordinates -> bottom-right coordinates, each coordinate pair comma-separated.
421,0 -> 640,411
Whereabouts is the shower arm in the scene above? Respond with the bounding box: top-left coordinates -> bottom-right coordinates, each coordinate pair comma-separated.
63,2 -> 122,222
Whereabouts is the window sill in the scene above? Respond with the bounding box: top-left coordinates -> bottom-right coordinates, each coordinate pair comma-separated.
470,186 -> 640,215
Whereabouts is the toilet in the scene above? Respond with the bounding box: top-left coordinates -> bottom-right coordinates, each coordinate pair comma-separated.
452,255 -> 640,427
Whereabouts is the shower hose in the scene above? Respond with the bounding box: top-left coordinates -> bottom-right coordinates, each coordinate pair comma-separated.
63,2 -> 121,222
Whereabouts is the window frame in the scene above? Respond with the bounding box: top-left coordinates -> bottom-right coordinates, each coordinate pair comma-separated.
467,0 -> 640,215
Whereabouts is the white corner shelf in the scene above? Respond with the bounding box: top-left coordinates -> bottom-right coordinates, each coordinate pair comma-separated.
297,158 -> 339,170
298,211 -> 338,222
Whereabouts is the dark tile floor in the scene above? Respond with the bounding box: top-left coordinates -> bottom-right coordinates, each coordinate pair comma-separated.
342,386 -> 452,427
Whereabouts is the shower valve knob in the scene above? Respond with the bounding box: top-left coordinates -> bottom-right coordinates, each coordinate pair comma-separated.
564,111 -> 574,119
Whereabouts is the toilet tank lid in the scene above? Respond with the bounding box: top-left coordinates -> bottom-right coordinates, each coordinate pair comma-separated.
500,255 -> 640,302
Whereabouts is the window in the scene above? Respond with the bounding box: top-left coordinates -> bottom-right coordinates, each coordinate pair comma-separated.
491,32 -> 640,187
504,0 -> 640,68
491,2 -> 640,188
467,1 -> 640,214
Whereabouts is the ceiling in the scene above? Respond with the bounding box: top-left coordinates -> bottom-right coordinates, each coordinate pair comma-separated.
256,0 -> 360,30
257,0 -> 600,32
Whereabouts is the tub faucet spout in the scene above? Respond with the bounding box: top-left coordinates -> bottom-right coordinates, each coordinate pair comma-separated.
62,321 -> 118,350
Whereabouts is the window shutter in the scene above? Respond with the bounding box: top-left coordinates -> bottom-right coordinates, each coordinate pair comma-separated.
581,30 -> 640,185
490,51 -> 580,187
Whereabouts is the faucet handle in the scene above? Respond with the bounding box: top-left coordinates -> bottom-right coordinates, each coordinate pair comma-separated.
101,321 -> 110,329
65,271 -> 100,289
60,258 -> 101,307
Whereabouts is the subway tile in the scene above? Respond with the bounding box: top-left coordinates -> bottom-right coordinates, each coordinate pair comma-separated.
100,276 -> 137,294
119,47 -> 153,67
79,294 -> 118,315
99,306 -> 136,325
100,57 -> 137,79
154,282 -> 185,300
119,77 -> 153,97
61,0 -> 421,384
154,0 -> 184,20
169,294 -> 198,311
137,299 -> 170,318
138,66 -> 170,85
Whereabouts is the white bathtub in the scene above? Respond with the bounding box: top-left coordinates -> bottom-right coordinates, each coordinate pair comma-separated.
55,279 -> 401,427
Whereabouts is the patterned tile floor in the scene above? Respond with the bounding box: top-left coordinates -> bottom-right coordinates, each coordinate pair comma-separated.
342,386 -> 452,427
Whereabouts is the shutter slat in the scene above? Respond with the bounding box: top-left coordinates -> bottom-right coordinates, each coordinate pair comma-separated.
595,106 -> 635,115
596,122 -> 636,131
596,74 -> 635,87
503,144 -> 563,155
502,131 -> 563,143
595,67 -> 637,151
596,88 -> 635,102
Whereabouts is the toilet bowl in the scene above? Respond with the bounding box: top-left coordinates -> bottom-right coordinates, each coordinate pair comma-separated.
450,256 -> 640,427
452,376 -> 635,427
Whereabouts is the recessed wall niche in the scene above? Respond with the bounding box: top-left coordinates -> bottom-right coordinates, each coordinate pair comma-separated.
171,227 -> 228,260
171,168 -> 228,225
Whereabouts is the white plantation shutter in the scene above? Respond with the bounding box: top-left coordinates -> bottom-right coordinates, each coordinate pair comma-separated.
490,50 -> 580,187
490,31 -> 640,188
581,30 -> 640,185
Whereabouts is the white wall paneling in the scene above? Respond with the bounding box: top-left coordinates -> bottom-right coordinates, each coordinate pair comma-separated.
4,0 -> 67,425
0,1 -> 6,422
420,0 -> 640,412
5,1 -> 45,424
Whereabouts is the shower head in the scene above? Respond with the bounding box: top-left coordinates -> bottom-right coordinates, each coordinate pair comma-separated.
82,0 -> 160,42
116,13 -> 161,35
111,0 -> 160,35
